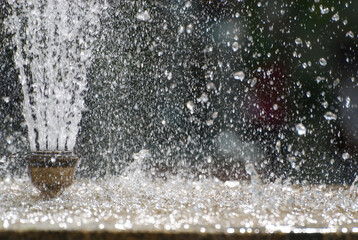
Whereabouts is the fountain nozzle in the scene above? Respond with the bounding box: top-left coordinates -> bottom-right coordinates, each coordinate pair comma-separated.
27,151 -> 78,198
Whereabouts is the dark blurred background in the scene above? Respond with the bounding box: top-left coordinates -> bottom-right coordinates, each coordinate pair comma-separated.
1,0 -> 357,184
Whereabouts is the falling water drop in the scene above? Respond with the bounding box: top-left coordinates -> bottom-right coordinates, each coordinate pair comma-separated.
331,13 -> 339,21
136,10 -> 151,21
295,123 -> 307,136
324,111 -> 337,121
186,23 -> 193,34
346,31 -> 354,38
2,97 -> 10,103
320,5 -> 329,14
295,38 -> 303,45
234,71 -> 245,81
232,42 -> 239,52
186,101 -> 195,113
342,152 -> 350,160
319,58 -> 327,66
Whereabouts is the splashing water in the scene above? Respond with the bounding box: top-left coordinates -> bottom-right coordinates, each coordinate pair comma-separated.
0,174 -> 357,233
5,0 -> 103,151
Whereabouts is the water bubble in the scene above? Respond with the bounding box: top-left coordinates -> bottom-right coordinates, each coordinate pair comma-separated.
319,58 -> 327,66
51,157 -> 56,163
324,111 -> 337,121
331,13 -> 339,21
136,10 -> 151,21
342,152 -> 350,160
232,42 -> 239,52
295,123 -> 307,136
273,104 -> 278,110
306,91 -> 311,98
234,71 -> 245,81
227,227 -> 235,233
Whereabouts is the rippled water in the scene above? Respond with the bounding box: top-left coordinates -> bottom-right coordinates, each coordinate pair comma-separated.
1,171 -> 357,234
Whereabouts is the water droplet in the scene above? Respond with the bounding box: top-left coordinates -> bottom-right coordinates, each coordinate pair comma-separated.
136,10 -> 151,21
166,71 -> 172,80
232,42 -> 239,52
346,31 -> 354,38
178,25 -> 185,34
197,93 -> 208,103
295,38 -> 302,45
345,97 -> 351,108
186,23 -> 193,34
2,97 -> 10,103
320,5 -> 329,14
322,101 -> 328,108
273,104 -> 278,110
275,140 -> 281,152
249,77 -> 257,87
295,123 -> 307,135
324,111 -> 337,121
319,58 -> 327,66
342,152 -> 350,160
234,71 -> 245,81
306,40 -> 311,48
316,76 -> 325,83
6,136 -> 14,144
331,12 -> 339,21
185,1 -> 191,8
306,91 -> 311,98
186,101 -> 195,113
51,157 -> 56,163
3,219 -> 9,228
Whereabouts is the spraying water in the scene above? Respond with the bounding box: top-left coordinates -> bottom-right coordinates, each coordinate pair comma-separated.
6,0 -> 103,151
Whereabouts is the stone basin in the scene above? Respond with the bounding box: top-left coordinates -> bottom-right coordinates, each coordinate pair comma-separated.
0,176 -> 357,240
